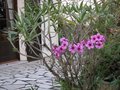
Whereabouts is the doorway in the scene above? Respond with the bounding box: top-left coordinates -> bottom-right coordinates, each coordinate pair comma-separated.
0,0 -> 19,62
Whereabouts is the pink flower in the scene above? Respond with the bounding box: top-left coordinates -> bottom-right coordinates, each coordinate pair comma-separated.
52,45 -> 62,59
95,41 -> 104,49
52,45 -> 58,53
76,43 -> 84,54
54,52 -> 60,59
85,40 -> 94,50
69,44 -> 76,54
52,49 -> 61,59
61,41 -> 68,49
96,33 -> 105,42
91,35 -> 97,43
60,37 -> 68,43
56,46 -> 65,54
80,40 -> 87,46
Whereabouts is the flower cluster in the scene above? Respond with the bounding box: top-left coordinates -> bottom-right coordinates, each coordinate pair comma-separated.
86,33 -> 106,49
52,37 -> 69,59
52,33 -> 105,59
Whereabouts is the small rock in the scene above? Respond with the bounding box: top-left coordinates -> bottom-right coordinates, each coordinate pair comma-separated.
14,74 -> 25,78
16,78 -> 36,81
28,75 -> 44,79
13,80 -> 28,85
38,83 -> 53,89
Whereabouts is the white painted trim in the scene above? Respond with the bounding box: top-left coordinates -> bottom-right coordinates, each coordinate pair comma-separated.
17,0 -> 27,61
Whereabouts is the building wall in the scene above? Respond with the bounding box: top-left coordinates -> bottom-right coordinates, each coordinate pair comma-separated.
17,0 -> 27,61
41,16 -> 58,57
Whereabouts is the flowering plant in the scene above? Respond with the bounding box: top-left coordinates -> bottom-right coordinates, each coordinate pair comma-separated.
8,0 -> 119,89
51,33 -> 106,89
53,33 -> 105,59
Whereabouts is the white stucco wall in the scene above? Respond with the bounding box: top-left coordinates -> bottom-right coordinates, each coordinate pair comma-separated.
17,0 -> 27,61
61,0 -> 101,5
41,16 -> 58,57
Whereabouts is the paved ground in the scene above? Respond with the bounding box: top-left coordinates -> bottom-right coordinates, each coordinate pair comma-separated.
0,60 -> 60,90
